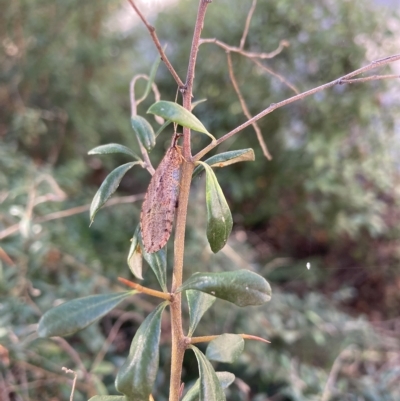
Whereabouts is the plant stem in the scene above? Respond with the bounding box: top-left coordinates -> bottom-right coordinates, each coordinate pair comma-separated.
169,2 -> 211,400
169,161 -> 194,401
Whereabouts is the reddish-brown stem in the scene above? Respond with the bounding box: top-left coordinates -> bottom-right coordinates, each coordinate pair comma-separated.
127,0 -> 184,89
168,2 -> 212,400
118,277 -> 172,301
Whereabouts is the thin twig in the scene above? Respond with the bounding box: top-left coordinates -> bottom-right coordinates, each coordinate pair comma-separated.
90,310 -> 143,373
321,345 -> 358,401
129,75 -> 156,174
200,38 -> 289,60
339,74 -> 400,84
252,58 -> 299,94
194,53 -> 400,161
61,367 -> 78,401
0,194 -> 144,241
127,0 -> 184,88
239,0 -> 258,50
118,277 -> 172,301
227,52 -> 272,160
189,333 -> 270,344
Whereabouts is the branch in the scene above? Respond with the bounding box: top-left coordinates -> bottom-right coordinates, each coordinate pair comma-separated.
194,53 -> 400,161
189,333 -> 270,344
0,194 -> 144,241
239,0 -> 257,50
118,277 -> 172,301
127,0 -> 184,88
251,58 -> 299,94
200,37 -> 289,60
227,52 -> 272,160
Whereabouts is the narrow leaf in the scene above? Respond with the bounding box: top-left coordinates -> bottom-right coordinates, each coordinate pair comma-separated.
147,101 -> 215,141
137,229 -> 167,292
191,99 -> 207,111
131,115 -> 156,151
193,149 -> 255,178
154,120 -> 171,138
127,226 -> 143,280
198,162 -> 233,253
38,292 -> 134,337
115,302 -> 167,401
90,162 -> 140,224
206,334 -> 244,363
141,55 -> 162,101
88,143 -> 141,161
182,372 -> 235,401
187,290 -> 216,336
189,345 -> 226,401
178,270 -> 272,307
88,397 -> 126,401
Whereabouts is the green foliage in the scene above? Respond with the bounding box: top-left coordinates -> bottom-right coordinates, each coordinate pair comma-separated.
199,162 -> 233,253
1,0 -> 400,400
186,290 -> 216,336
192,148 -> 255,177
189,346 -> 226,401
179,270 -> 271,307
88,144 -> 142,161
148,101 -> 215,140
115,302 -> 167,401
89,162 -> 142,223
206,334 -> 244,364
38,292 -> 134,337
131,116 -> 156,152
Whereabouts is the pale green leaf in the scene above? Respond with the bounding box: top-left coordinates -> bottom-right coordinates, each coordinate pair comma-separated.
206,334 -> 244,363
88,396 -> 126,401
88,143 -> 141,161
147,101 -> 215,141
182,371 -> 235,401
127,225 -> 143,280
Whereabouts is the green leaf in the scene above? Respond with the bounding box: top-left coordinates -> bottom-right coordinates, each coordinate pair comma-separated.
147,101 -> 215,141
193,149 -> 255,178
154,120 -> 172,138
115,302 -> 167,401
141,55 -> 162,101
178,270 -> 272,307
198,162 -> 233,253
206,334 -> 244,363
191,98 -> 207,111
127,225 -> 143,280
131,115 -> 156,151
182,371 -> 235,401
88,143 -> 141,161
88,397 -> 126,401
135,229 -> 167,292
38,292 -> 134,337
189,345 -> 226,401
186,290 -> 216,336
89,162 -> 140,224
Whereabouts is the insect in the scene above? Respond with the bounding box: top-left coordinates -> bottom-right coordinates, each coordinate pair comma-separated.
140,134 -> 183,253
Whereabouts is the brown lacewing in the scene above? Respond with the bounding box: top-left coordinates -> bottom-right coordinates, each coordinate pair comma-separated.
140,134 -> 182,253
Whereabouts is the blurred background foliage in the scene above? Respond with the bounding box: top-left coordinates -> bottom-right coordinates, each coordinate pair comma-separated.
1,0 -> 400,400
